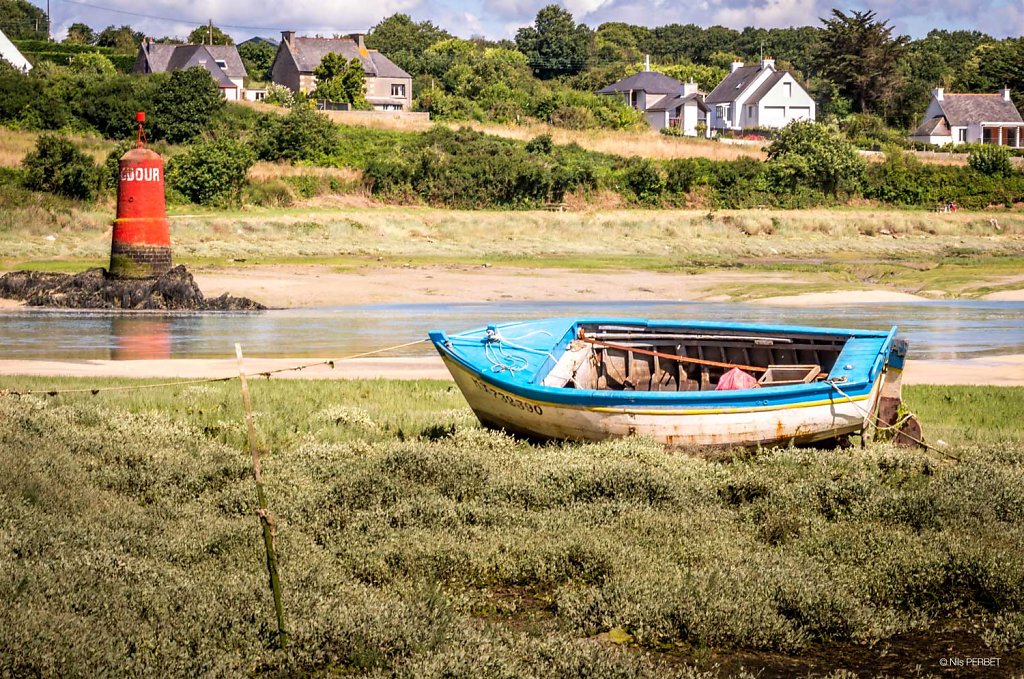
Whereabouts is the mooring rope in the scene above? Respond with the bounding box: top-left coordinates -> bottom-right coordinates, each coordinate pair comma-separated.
826,378 -> 958,461
1,338 -> 431,398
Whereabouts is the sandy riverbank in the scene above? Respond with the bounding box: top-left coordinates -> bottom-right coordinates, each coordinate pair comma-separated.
2,354 -> 1022,386
126,266 -> 1024,307
3,264 -> 1023,308
190,265 -> 807,307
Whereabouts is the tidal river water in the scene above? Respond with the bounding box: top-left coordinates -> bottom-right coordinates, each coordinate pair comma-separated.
1,299 -> 1022,361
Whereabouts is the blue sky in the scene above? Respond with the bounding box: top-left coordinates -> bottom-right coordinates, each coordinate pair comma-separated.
27,0 -> 1024,44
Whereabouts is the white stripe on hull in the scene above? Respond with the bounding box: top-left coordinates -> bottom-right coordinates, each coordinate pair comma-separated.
445,358 -> 882,447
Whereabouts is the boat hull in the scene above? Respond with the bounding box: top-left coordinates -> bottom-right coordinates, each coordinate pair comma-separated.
441,354 -> 884,448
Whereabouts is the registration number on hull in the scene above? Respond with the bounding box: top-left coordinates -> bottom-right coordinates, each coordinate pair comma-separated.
472,378 -> 544,415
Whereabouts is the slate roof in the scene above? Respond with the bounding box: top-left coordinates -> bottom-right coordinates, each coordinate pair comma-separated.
705,65 -> 760,104
281,37 -> 410,78
646,93 -> 710,113
239,36 -> 279,47
912,116 -> 951,137
744,71 -> 786,105
136,43 -> 247,80
937,94 -> 1023,125
598,71 -> 687,95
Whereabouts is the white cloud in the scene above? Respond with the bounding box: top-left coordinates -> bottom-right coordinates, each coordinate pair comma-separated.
41,0 -> 424,42
31,0 -> 1024,43
712,0 -> 822,29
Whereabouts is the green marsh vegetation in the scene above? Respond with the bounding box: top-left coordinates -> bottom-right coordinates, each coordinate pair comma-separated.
2,379 -> 1023,676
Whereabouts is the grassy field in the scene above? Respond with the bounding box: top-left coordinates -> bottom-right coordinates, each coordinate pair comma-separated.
1,377 -> 1022,677
2,204 -> 1023,300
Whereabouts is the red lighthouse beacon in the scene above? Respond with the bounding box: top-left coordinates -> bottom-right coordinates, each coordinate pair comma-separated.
109,112 -> 172,278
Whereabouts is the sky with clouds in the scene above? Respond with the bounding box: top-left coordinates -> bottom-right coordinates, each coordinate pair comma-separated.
26,0 -> 1024,44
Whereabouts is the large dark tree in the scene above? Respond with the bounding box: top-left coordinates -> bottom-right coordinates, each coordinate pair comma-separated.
96,25 -> 143,51
187,24 -> 233,45
959,37 -> 1024,115
64,22 -> 96,45
0,0 -> 47,40
238,40 -> 275,82
515,5 -> 592,79
365,13 -> 452,76
813,9 -> 910,114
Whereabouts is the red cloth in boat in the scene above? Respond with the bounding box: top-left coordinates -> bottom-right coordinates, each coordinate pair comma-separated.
716,368 -> 759,391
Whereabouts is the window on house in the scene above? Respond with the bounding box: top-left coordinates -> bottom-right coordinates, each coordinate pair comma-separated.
784,82 -> 792,98
748,105 -> 754,117
958,128 -> 967,142
216,60 -> 227,69
391,83 -> 406,97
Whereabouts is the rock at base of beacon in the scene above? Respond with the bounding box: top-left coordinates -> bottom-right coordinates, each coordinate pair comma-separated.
0,265 -> 265,311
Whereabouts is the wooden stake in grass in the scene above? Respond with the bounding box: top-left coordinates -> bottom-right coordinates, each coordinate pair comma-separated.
235,343 -> 288,651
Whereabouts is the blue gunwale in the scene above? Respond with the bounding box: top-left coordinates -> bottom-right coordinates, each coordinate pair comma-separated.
429,318 -> 898,411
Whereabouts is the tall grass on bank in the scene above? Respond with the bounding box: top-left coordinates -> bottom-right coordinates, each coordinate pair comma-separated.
1,380 -> 1022,676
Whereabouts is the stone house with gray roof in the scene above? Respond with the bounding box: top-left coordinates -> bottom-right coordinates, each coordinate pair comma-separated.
133,41 -> 247,100
598,68 -> 709,136
909,88 -> 1023,148
705,58 -> 814,132
270,32 -> 412,111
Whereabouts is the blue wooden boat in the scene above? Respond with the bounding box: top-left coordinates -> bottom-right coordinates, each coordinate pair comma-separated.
429,318 -> 909,447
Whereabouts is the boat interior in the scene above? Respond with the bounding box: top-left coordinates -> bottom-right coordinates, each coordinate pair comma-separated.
541,322 -> 848,392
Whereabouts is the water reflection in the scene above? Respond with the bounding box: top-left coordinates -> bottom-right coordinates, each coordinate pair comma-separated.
1,300 -> 1022,361
110,317 -> 172,360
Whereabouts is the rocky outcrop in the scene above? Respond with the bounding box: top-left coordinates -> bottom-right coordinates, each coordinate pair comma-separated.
0,265 -> 265,311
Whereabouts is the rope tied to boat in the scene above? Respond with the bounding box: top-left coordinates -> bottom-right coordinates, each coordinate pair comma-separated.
479,326 -> 558,375
826,377 -> 958,461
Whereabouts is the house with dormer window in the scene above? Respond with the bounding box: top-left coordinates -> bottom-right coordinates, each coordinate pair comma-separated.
909,88 -> 1023,148
706,58 -> 814,132
134,40 -> 247,100
598,68 -> 710,136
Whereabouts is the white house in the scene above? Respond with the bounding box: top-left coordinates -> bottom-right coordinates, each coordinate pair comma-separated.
705,58 -> 814,132
909,88 -> 1023,148
133,41 -> 247,101
598,68 -> 709,136
0,28 -> 32,72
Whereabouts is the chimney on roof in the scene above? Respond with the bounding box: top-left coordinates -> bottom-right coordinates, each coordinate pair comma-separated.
350,33 -> 365,50
731,61 -> 744,73
933,87 -> 944,101
1002,87 -> 1011,102
644,54 -> 650,72
760,56 -> 774,70
683,79 -> 698,96
281,31 -> 295,47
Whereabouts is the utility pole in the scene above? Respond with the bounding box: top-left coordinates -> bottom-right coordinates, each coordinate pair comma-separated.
46,0 -> 51,41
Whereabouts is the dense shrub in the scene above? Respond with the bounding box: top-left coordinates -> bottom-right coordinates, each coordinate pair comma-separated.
21,134 -> 100,200
840,113 -> 910,149
969,144 -> 1014,177
255,105 -> 340,163
622,158 -> 665,204
150,68 -> 224,144
764,120 -> 864,196
167,138 -> 255,205
366,127 -> 566,208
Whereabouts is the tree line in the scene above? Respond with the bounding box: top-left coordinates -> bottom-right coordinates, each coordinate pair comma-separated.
5,0 -> 1022,133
